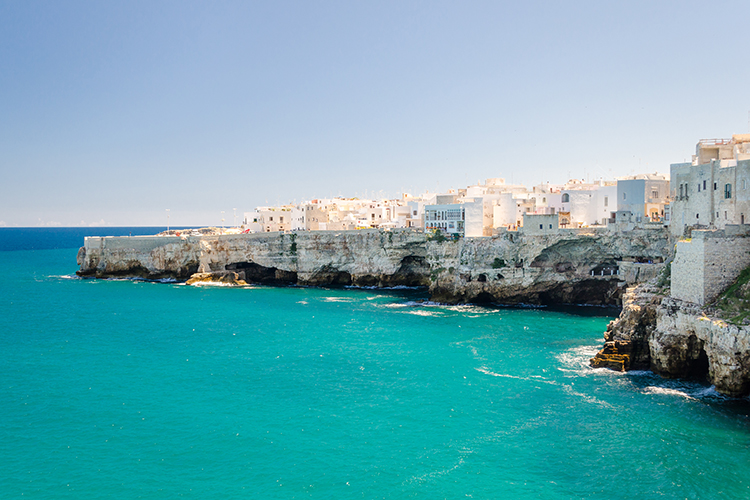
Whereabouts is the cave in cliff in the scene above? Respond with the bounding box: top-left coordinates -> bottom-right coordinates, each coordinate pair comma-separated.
538,279 -> 623,306
225,262 -> 297,285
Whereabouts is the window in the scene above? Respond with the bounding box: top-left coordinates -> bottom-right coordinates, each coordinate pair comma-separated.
604,196 -> 608,207
725,183 -> 732,199
725,211 -> 728,220
561,193 -> 570,203
652,190 -> 659,198
623,192 -> 627,200
714,182 -> 717,190
539,224 -> 543,229
679,184 -> 684,198
703,180 -> 706,190
698,183 -> 701,192
549,224 -> 553,229
269,216 -> 273,221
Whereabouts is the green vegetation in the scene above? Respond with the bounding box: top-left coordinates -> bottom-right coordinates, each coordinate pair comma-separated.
430,266 -> 446,282
656,260 -> 671,289
427,229 -> 447,243
712,265 -> 750,325
492,258 -> 506,269
289,233 -> 297,254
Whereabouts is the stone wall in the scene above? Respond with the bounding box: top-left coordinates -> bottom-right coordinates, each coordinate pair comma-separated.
671,230 -> 750,305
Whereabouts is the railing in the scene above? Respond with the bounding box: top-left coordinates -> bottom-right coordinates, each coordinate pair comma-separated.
699,138 -> 731,146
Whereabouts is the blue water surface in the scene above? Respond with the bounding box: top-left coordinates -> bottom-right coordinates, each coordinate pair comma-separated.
1,228 -> 749,499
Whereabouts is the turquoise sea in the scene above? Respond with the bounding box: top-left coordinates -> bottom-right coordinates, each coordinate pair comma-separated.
1,228 -> 749,499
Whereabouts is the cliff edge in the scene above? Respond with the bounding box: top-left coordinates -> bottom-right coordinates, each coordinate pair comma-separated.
77,227 -> 670,306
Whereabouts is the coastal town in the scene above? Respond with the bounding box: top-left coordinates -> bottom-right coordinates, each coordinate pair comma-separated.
229,133 -> 749,238
236,174 -> 670,236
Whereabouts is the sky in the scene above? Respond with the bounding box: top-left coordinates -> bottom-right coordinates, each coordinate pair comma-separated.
1,0 -> 750,227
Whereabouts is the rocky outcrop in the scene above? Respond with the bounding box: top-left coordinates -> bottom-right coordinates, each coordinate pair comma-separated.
77,227 -> 671,305
651,297 -> 750,396
590,283 -> 662,371
590,284 -> 750,397
185,271 -> 248,286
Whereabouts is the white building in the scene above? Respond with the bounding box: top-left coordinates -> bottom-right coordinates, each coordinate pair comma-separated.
559,181 -> 616,227
617,174 -> 670,223
424,203 -> 465,235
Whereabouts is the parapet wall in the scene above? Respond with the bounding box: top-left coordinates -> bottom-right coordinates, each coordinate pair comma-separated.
671,230 -> 750,305
84,235 -> 184,252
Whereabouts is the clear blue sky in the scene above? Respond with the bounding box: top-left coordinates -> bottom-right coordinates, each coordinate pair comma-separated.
2,0 -> 749,227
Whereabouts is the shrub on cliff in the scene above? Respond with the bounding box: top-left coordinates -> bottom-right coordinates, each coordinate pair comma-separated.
492,258 -> 506,269
711,265 -> 750,325
427,229 -> 446,243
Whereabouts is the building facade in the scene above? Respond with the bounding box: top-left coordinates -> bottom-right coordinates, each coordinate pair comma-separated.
424,203 -> 465,235
670,135 -> 750,236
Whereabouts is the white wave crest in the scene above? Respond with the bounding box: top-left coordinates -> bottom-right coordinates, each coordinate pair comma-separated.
642,386 -> 697,400
475,366 -> 557,385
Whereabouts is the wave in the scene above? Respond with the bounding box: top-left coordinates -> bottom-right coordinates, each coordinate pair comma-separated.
344,285 -> 425,290
642,386 -> 698,400
189,281 -> 241,287
475,366 -> 558,386
322,297 -> 355,302
556,344 -> 732,402
556,344 -> 607,376
636,379 -> 730,402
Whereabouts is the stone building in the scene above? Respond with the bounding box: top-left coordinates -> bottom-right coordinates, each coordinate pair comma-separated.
616,173 -> 670,222
671,227 -> 750,305
521,213 -> 559,235
670,134 -> 750,236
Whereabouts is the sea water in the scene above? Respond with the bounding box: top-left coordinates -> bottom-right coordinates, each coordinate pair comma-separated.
1,228 -> 749,499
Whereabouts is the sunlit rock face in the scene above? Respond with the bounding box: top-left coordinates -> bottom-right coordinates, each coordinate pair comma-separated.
77,228 -> 671,305
590,283 -> 660,372
426,229 -> 670,305
76,227 -> 669,308
651,298 -> 750,397
590,285 -> 750,397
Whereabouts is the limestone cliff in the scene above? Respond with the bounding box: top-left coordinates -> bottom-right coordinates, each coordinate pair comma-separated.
590,283 -> 662,371
427,228 -> 669,305
590,283 -> 750,397
651,297 -> 750,397
77,228 -> 670,306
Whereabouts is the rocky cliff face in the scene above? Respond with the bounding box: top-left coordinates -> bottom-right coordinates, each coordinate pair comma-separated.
77,228 -> 671,306
590,284 -> 750,397
651,297 -> 750,396
590,283 -> 661,371
77,230 -> 431,287
427,229 -> 670,305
